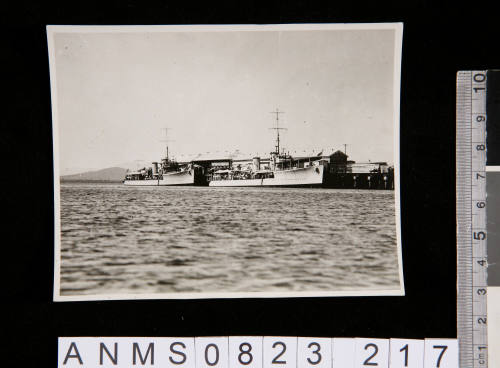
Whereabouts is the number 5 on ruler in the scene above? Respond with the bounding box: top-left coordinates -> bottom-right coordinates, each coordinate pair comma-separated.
389,339 -> 424,368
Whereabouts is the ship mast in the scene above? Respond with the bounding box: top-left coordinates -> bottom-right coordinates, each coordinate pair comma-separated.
269,108 -> 286,154
160,127 -> 172,160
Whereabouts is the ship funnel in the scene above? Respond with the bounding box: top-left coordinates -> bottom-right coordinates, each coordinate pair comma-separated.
270,152 -> 278,171
161,158 -> 168,169
152,162 -> 159,175
252,157 -> 261,171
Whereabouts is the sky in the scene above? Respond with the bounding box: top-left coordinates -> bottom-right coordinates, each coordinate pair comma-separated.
51,26 -> 398,173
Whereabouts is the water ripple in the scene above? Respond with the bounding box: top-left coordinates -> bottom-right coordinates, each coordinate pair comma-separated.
59,183 -> 400,296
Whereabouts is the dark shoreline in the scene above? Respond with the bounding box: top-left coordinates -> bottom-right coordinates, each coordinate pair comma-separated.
60,179 -> 122,184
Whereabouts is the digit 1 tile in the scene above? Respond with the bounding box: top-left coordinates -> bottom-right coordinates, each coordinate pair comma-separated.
389,339 -> 424,368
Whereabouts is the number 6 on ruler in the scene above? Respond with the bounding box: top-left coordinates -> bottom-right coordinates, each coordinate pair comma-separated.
263,337 -> 297,368
297,338 -> 332,368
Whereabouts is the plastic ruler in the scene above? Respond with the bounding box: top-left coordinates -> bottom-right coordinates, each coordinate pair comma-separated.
456,71 -> 488,368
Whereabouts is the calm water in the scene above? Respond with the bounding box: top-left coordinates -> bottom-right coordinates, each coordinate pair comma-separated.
59,183 -> 400,296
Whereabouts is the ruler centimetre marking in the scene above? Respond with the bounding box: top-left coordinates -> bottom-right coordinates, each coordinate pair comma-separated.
457,71 -> 488,368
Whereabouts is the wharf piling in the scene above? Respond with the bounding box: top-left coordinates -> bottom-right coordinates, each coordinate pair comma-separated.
323,171 -> 394,190
186,150 -> 394,189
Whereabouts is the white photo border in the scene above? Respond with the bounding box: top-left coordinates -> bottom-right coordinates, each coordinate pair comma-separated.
47,23 -> 404,301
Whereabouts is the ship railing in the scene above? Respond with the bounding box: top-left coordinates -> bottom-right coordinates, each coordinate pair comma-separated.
125,173 -> 163,181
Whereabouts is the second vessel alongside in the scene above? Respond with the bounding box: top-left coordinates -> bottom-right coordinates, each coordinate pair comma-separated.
209,153 -> 325,188
208,109 -> 325,188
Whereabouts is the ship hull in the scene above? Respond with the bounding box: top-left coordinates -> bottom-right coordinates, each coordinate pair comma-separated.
209,165 -> 325,187
123,179 -> 160,186
159,170 -> 196,186
124,169 -> 196,186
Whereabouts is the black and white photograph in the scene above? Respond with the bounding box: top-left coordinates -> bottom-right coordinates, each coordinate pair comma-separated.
48,23 -> 404,300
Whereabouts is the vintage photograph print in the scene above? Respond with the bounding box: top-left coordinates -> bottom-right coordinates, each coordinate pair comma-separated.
48,24 -> 404,300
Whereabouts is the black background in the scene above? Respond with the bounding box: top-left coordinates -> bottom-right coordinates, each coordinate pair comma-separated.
488,71 -> 500,165
3,1 -> 499,366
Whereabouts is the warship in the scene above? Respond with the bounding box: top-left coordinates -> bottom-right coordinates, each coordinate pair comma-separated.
123,110 -> 394,189
123,144 -> 204,186
208,109 -> 324,187
208,153 -> 325,188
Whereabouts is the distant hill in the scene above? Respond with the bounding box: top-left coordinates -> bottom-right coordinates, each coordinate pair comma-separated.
61,167 -> 128,182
